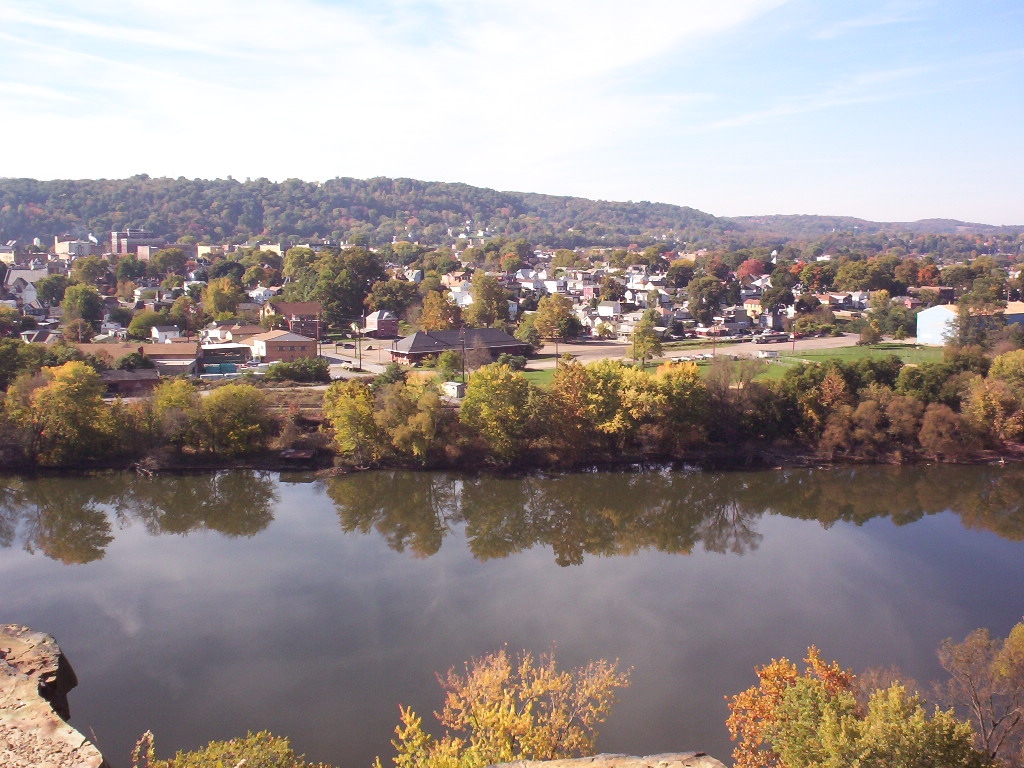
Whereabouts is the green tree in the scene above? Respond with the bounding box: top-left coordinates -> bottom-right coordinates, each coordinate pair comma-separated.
631,311 -> 663,368
61,283 -> 104,325
464,272 -> 509,328
196,383 -> 274,456
35,275 -> 71,306
313,246 -> 387,326
168,295 -> 205,337
686,276 -> 726,325
149,247 -> 188,276
116,256 -> 147,282
461,364 -> 534,460
134,730 -> 333,768
366,279 -> 419,318
128,310 -> 169,340
377,649 -> 630,768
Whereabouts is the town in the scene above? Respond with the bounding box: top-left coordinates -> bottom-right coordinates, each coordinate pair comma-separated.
2,222 -> 1024,470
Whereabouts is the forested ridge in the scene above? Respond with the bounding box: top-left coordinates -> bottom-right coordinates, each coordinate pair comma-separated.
3,175 -> 1015,249
0,175 -> 733,247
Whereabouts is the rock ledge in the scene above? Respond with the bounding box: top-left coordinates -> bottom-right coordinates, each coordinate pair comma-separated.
0,624 -> 107,768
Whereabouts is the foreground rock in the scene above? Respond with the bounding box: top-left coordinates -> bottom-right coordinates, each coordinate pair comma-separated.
0,624 -> 107,768
491,754 -> 727,768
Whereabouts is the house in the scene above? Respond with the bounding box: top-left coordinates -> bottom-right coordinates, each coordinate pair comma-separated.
248,285 -> 281,304
261,301 -> 323,339
390,328 -> 531,365
151,325 -> 181,343
247,330 -> 317,363
597,301 -> 622,318
144,342 -> 203,377
4,267 -> 49,306
363,310 -> 399,338
20,329 -> 63,345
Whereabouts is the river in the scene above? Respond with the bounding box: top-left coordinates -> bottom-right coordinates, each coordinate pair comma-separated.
2,465 -> 1024,766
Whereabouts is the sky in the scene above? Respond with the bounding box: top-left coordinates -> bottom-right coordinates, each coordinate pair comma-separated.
1,0 -> 1022,224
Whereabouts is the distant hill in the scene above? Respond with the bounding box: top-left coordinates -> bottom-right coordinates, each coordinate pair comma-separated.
0,175 -> 1017,249
731,214 -> 1019,239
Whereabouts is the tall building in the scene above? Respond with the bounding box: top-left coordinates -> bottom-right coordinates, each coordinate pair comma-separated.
110,228 -> 165,255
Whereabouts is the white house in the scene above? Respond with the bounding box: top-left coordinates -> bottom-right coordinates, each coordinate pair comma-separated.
151,325 -> 181,343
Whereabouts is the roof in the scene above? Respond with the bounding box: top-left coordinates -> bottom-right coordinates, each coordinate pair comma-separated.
393,328 -> 527,355
100,369 -> 160,382
75,343 -> 145,361
265,301 -> 323,317
249,330 -> 316,343
366,310 -> 397,321
144,342 -> 200,359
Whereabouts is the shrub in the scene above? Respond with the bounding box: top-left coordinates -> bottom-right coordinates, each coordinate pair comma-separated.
266,357 -> 330,383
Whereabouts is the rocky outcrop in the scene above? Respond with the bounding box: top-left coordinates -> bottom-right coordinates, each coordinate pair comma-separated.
0,624 -> 107,768
490,754 -> 727,768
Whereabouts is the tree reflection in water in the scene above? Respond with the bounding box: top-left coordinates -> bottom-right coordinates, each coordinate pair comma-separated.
2,465 -> 1023,566
0,471 -> 277,564
326,465 -> 1024,566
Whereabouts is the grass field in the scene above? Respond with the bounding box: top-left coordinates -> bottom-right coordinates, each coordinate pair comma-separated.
515,343 -> 942,389
785,343 -> 943,366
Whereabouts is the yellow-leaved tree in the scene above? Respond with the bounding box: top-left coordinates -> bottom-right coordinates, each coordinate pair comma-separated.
377,648 -> 631,768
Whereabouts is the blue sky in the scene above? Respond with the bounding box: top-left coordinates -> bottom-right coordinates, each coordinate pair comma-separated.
1,0 -> 1021,224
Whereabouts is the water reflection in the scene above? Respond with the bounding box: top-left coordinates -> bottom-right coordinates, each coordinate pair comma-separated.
325,465 -> 1024,565
2,465 -> 1023,564
0,472 -> 277,564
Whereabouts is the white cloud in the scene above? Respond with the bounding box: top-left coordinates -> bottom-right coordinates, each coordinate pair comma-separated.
0,0 -> 787,182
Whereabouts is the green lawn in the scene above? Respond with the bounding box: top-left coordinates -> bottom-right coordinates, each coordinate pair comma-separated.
789,343 -> 943,365
523,368 -> 556,387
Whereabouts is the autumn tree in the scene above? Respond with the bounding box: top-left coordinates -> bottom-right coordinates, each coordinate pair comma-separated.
4,361 -> 111,465
936,620 -> 1024,765
377,649 -> 631,768
727,646 -> 990,768
533,293 -> 577,352
420,290 -> 461,331
202,277 -> 244,316
373,378 -> 445,463
460,364 -> 534,460
323,379 -> 387,465
134,730 -> 333,768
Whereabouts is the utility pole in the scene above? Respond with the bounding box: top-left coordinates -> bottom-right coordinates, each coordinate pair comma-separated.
460,328 -> 467,383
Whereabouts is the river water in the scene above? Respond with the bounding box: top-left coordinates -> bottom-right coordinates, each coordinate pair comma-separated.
3,465 -> 1024,767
